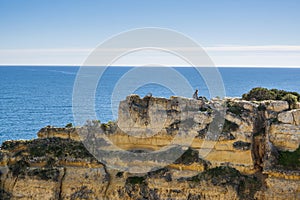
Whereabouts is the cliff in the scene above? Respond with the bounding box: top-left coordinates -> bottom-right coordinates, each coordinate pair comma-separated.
0,95 -> 299,199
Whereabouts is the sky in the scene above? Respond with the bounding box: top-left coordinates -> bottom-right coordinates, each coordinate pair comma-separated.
0,0 -> 300,67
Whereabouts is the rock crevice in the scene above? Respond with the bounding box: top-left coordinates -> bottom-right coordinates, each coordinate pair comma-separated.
0,95 -> 299,199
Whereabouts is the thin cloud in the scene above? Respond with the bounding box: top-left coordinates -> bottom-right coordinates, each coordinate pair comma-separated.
205,45 -> 300,52
0,45 -> 300,67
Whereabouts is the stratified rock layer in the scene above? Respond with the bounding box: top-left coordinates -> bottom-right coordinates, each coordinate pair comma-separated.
1,95 -> 299,199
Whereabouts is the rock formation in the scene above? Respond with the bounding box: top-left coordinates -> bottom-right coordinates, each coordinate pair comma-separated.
0,95 -> 299,199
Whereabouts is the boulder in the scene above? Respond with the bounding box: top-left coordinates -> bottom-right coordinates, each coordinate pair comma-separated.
262,100 -> 289,112
269,124 -> 300,151
278,109 -> 300,125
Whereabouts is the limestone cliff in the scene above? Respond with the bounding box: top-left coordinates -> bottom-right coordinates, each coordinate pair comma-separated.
1,95 -> 299,199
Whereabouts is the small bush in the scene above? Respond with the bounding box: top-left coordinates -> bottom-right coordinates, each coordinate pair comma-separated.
233,141 -> 251,150
222,119 -> 239,133
282,93 -> 298,109
27,168 -> 60,181
28,138 -> 93,159
189,166 -> 262,199
242,87 -> 300,104
278,146 -> 300,170
126,176 -> 146,185
226,102 -> 244,116
174,148 -> 201,165
9,159 -> 30,177
0,189 -> 11,199
65,123 -> 73,128
116,172 -> 123,178
242,87 -> 276,101
100,120 -> 116,133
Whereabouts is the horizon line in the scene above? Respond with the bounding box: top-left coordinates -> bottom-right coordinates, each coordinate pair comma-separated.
1,64 -> 300,68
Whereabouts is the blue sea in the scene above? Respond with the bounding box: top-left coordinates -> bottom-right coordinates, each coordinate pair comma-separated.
0,66 -> 299,144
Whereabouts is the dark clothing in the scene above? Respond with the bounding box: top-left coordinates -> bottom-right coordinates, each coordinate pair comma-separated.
193,91 -> 199,99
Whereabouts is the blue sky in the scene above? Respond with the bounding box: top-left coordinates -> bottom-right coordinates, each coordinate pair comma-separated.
1,0 -> 300,66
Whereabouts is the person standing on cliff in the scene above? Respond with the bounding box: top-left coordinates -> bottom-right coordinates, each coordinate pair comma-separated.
193,89 -> 199,100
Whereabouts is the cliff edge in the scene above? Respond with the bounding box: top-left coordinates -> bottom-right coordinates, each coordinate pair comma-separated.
0,95 -> 299,199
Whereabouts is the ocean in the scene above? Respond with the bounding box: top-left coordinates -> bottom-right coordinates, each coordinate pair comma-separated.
0,66 -> 299,144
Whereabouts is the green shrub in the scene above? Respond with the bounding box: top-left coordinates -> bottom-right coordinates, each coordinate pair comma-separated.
0,189 -> 11,199
222,119 -> 239,133
270,89 -> 288,100
226,102 -> 244,116
101,120 -> 116,133
9,159 -> 30,177
282,93 -> 298,109
278,146 -> 300,170
65,123 -> 73,128
116,172 -> 123,178
242,87 -> 300,106
233,141 -> 251,150
27,168 -> 60,181
189,166 -> 262,199
174,148 -> 202,165
28,138 -> 93,159
126,176 -> 146,185
242,87 -> 276,101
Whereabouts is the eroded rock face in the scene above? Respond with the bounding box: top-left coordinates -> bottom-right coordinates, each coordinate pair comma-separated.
278,109 -> 300,125
1,95 -> 300,199
262,100 -> 289,112
38,127 -> 81,141
255,170 -> 300,200
269,124 -> 300,151
0,138 -> 262,200
35,96 -> 299,173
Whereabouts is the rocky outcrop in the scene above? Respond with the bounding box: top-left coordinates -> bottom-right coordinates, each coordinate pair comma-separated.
269,124 -> 300,151
0,95 -> 299,199
37,127 -> 81,141
261,100 -> 289,112
0,138 -> 261,200
255,169 -> 300,200
278,109 -> 300,125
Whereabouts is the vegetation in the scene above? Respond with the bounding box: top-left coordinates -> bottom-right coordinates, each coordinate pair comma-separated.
0,189 -> 11,200
282,93 -> 298,109
9,159 -> 30,177
257,103 -> 266,111
126,176 -> 146,185
65,123 -> 73,128
1,138 -> 94,160
189,166 -> 240,183
125,176 -> 149,199
27,168 -> 60,181
174,147 -> 206,166
100,120 -> 117,133
222,119 -> 239,133
3,138 -> 96,181
147,168 -> 172,182
226,101 -> 244,116
278,146 -> 300,170
188,166 -> 262,199
270,88 -> 300,101
70,186 -> 93,200
28,138 -> 93,159
233,141 -> 251,150
242,87 -> 277,101
242,87 -> 300,108
116,172 -> 123,178
1,140 -> 27,151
